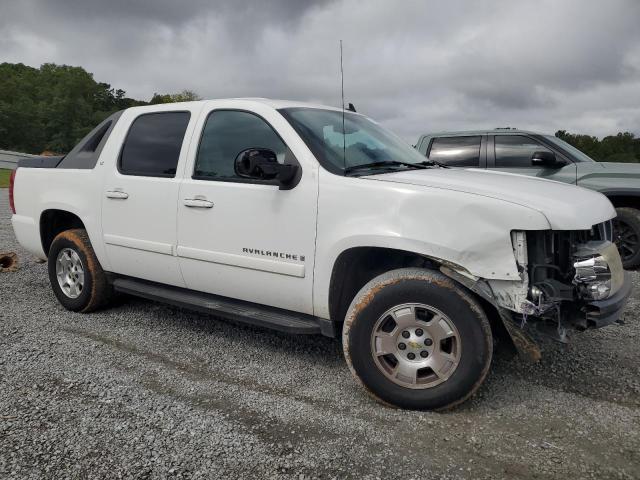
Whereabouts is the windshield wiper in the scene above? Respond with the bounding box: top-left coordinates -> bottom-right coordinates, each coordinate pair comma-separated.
344,160 -> 428,175
419,159 -> 450,168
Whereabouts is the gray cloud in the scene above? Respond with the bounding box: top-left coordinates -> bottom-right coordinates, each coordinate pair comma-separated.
0,0 -> 332,26
1,0 -> 638,142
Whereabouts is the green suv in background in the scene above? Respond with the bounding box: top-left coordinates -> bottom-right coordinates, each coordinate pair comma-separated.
415,129 -> 640,268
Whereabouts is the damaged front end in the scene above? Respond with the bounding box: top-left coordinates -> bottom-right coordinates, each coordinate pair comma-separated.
443,221 -> 631,361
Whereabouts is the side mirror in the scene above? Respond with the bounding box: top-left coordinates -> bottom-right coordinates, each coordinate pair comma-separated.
234,148 -> 299,188
531,150 -> 564,168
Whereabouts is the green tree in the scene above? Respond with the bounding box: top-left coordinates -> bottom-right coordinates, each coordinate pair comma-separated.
149,90 -> 201,104
0,62 -> 197,154
555,130 -> 640,163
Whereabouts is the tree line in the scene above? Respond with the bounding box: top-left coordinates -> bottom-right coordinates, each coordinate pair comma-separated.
0,62 -> 199,154
1,62 -> 638,160
555,130 -> 640,163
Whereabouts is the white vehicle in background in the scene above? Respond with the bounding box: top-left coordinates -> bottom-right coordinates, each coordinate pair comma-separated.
9,99 -> 630,410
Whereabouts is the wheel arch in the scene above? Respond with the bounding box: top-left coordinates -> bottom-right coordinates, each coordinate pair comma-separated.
40,209 -> 87,256
326,247 -> 516,352
328,246 -> 456,324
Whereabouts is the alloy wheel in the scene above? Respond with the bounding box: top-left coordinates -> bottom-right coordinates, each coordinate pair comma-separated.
56,248 -> 85,299
370,303 -> 461,389
613,218 -> 639,262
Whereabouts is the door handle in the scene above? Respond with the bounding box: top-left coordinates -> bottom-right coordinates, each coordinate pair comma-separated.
183,198 -> 214,208
106,190 -> 129,199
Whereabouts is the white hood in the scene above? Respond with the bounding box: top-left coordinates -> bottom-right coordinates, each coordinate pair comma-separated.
364,168 -> 616,230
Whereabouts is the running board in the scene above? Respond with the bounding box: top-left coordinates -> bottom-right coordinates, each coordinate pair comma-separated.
111,277 -> 336,337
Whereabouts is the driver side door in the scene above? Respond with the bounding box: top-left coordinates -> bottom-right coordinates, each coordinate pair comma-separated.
176,106 -> 318,314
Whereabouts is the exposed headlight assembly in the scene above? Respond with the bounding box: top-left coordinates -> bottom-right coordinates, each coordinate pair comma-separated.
573,255 -> 611,300
573,241 -> 624,301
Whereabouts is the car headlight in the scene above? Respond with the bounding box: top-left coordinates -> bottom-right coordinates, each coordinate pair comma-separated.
573,255 -> 611,300
573,242 -> 623,301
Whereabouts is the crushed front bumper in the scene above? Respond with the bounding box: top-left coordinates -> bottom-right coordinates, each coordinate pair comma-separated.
501,271 -> 632,361
583,271 -> 632,328
440,261 -> 632,363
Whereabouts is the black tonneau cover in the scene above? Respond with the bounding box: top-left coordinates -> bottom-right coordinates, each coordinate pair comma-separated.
18,156 -> 64,168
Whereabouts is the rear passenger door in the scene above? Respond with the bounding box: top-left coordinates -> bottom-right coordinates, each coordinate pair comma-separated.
101,108 -> 199,287
488,134 -> 577,183
425,136 -> 485,168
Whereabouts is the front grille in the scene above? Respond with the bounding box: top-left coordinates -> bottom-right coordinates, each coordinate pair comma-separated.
595,220 -> 614,242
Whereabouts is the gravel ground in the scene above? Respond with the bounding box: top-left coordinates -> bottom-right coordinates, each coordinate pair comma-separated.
1,188 -> 639,479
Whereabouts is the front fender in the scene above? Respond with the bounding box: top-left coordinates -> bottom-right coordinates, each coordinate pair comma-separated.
313,172 -> 551,319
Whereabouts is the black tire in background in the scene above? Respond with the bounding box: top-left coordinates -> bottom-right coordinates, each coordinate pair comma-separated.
613,207 -> 640,269
47,228 -> 113,312
343,268 -> 493,411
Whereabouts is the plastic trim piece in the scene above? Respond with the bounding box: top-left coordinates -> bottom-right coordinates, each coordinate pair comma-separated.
176,246 -> 305,277
585,271 -> 632,328
104,234 -> 173,255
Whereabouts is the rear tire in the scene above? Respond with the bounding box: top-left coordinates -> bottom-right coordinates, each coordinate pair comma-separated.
48,229 -> 113,312
613,207 -> 640,269
343,268 -> 492,410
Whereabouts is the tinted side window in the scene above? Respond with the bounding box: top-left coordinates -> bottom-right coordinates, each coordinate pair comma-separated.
494,135 -> 551,167
428,136 -> 481,167
58,110 -> 124,169
81,121 -> 111,152
120,112 -> 190,177
194,110 -> 288,181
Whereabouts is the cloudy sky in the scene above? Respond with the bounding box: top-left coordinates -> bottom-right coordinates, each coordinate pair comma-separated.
1,0 -> 639,142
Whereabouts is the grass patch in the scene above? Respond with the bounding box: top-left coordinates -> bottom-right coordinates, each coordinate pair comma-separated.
0,169 -> 11,188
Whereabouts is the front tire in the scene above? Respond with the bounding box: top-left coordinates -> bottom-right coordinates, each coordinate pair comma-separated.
343,268 -> 492,410
48,229 -> 113,312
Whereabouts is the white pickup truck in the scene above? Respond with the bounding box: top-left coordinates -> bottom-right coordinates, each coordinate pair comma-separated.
9,99 -> 631,410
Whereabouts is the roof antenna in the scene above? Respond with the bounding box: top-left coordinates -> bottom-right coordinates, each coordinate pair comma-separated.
340,39 -> 346,174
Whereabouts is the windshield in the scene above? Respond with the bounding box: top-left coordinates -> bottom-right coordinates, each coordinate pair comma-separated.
544,135 -> 595,163
279,107 -> 428,175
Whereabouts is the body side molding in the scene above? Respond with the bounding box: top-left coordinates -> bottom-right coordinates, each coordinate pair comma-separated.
104,234 -> 173,255
176,246 -> 305,277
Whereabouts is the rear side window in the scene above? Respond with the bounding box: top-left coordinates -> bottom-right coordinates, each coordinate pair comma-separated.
120,112 -> 190,177
57,110 -> 124,169
428,136 -> 481,167
83,121 -> 112,152
494,135 -> 552,167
